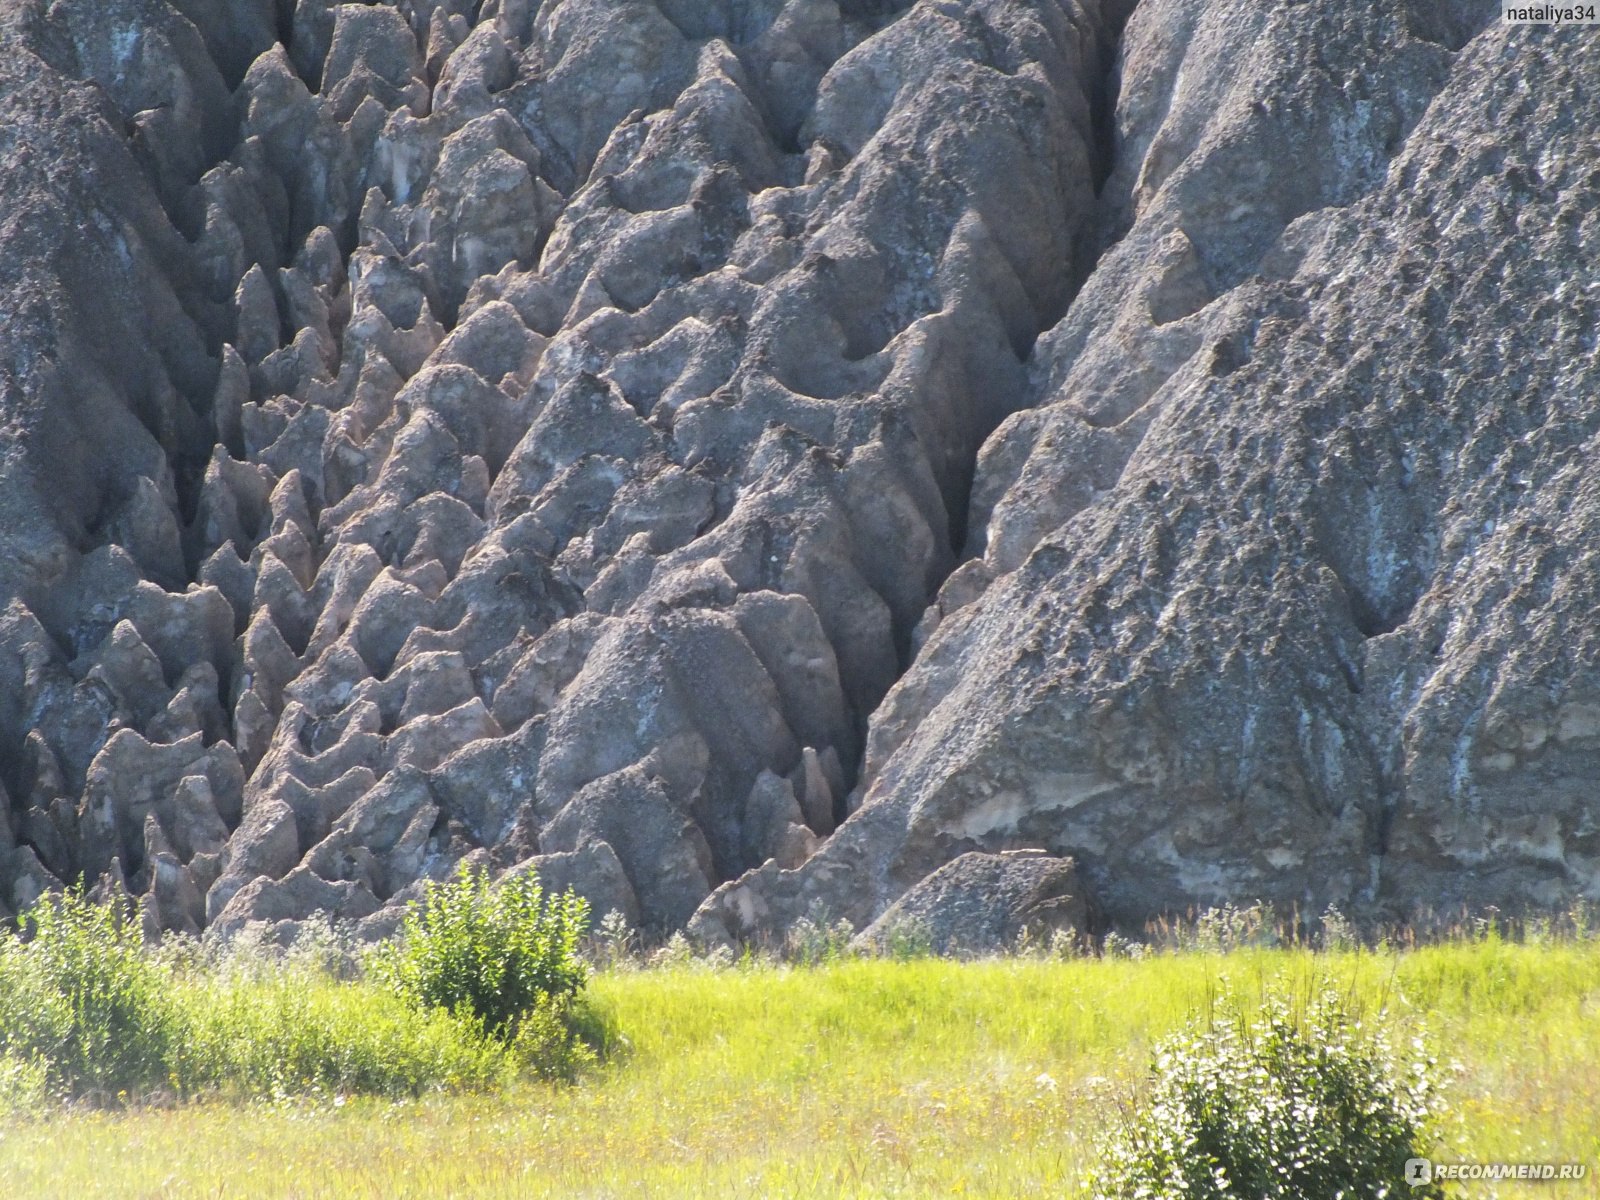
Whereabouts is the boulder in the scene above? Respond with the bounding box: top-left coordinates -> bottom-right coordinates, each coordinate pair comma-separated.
507,839 -> 640,928
209,865 -> 381,940
855,852 -> 1100,956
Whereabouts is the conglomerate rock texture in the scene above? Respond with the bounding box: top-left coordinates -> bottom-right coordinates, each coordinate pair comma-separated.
0,0 -> 1595,943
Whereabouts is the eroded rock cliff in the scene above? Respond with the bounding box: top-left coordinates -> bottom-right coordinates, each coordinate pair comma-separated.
1,0 -> 1593,943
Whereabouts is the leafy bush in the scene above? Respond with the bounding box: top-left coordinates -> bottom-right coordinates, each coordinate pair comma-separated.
1101,931 -> 1150,959
880,915 -> 934,962
508,992 -> 625,1083
370,864 -> 592,1041
1192,901 -> 1278,953
648,930 -> 696,968
0,888 -> 177,1099
590,909 -> 640,970
1319,904 -> 1358,952
0,1052 -> 50,1116
1088,988 -> 1445,1200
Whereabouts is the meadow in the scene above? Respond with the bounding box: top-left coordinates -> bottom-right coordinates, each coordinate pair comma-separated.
1,934 -> 1597,1199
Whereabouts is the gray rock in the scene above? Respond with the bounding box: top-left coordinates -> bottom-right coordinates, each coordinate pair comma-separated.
740,769 -> 821,871
715,1 -> 1600,938
3,0 -> 1593,948
8,846 -> 62,915
141,814 -> 206,935
507,839 -> 640,928
855,852 -> 1099,955
210,865 -> 381,940
207,791 -> 299,924
77,730 -> 244,886
428,717 -> 544,845
540,765 -> 715,932
303,766 -> 438,901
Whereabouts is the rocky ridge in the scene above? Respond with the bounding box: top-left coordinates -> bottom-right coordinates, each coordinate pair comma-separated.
1,0 -> 1595,945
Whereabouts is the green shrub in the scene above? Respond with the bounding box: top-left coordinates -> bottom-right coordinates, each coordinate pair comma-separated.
1188,902 -> 1278,953
508,992 -> 625,1083
0,888 -> 177,1100
590,909 -> 640,970
1088,988 -> 1446,1200
0,1052 -> 51,1115
370,864 -> 592,1040
881,915 -> 934,962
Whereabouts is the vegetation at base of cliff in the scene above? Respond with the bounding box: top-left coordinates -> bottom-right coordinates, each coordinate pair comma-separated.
0,869 -> 610,1107
370,865 -> 592,1041
2,912 -> 1599,1198
1087,987 -> 1446,1200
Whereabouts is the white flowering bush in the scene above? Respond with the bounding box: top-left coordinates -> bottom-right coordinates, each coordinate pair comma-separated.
1088,989 -> 1447,1199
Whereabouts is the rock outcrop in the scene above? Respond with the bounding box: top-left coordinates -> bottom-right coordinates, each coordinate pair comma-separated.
855,850 -> 1099,955
696,0 -> 1600,940
1,0 -> 1596,944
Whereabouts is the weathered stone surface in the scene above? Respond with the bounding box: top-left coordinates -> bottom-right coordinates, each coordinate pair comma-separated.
707,0 -> 1600,940
540,765 -> 717,932
210,865 -> 381,941
7,846 -> 61,915
141,814 -> 207,936
507,840 -> 641,928
78,731 -> 244,887
302,766 -> 438,902
855,851 -> 1098,955
740,769 -> 822,872
1,0 -> 1594,946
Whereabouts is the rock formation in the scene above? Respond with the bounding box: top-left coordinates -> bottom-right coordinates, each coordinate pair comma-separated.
0,0 -> 1594,944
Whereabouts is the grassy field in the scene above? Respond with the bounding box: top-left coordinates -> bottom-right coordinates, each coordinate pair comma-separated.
1,940 -> 1597,1199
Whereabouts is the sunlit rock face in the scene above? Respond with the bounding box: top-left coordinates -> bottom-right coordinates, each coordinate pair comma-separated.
2,0 -> 1595,944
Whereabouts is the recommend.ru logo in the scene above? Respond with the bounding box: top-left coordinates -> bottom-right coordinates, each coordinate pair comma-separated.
1407,1158 -> 1591,1186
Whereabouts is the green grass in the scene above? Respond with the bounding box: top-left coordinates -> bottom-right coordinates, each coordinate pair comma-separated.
3,941 -> 1598,1198
0,877 -> 608,1106
169,961 -> 516,1099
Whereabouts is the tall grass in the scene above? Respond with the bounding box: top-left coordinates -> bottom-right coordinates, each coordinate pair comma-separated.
0,902 -> 510,1106
171,963 -> 513,1100
0,886 -> 178,1101
0,874 -> 605,1107
6,940 -> 1594,1198
1,895 -> 1597,1197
